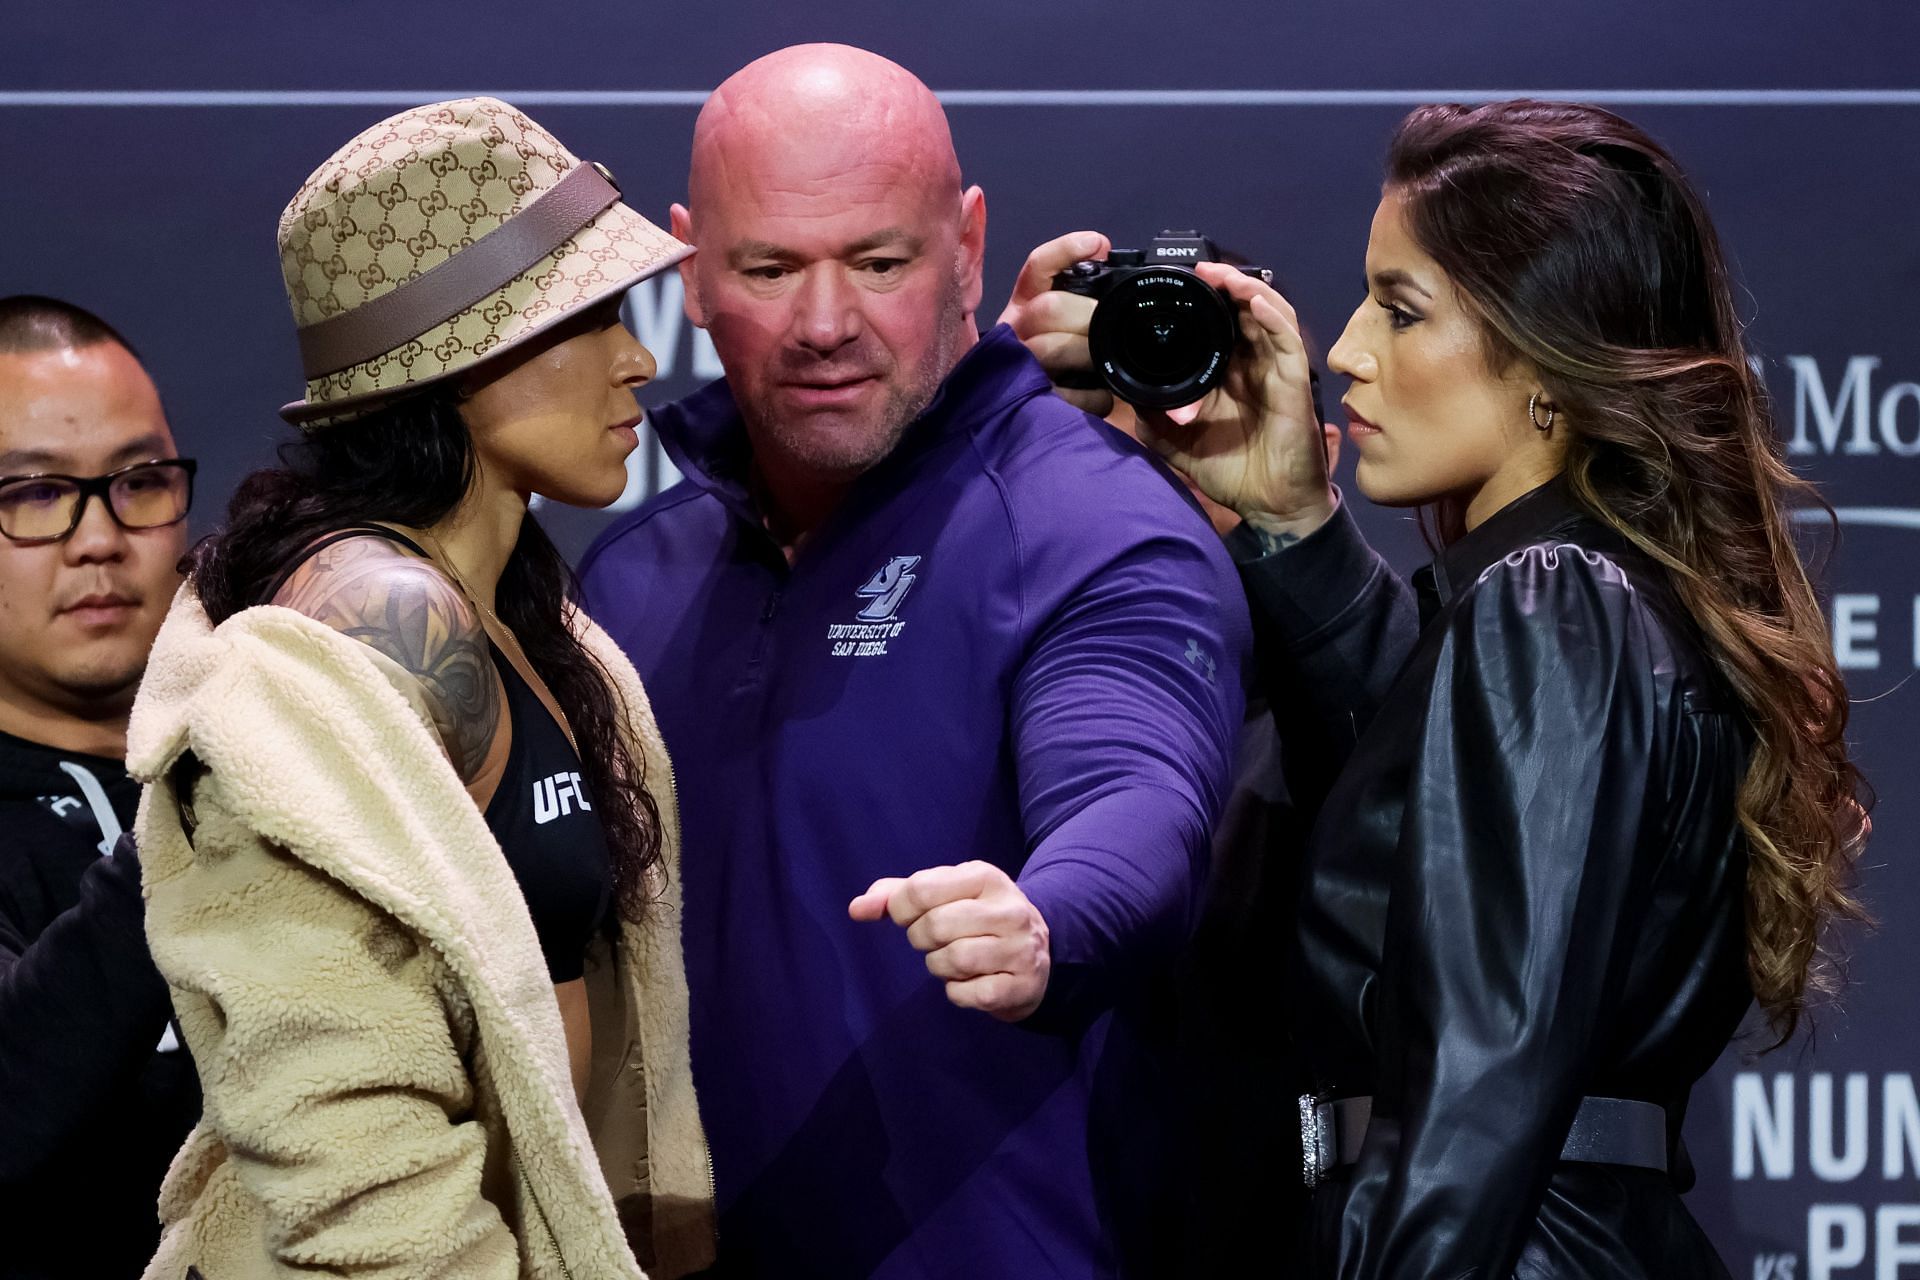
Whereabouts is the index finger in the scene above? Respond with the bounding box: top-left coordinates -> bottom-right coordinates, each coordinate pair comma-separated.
848,877 -> 907,921
883,863 -> 997,928
1193,261 -> 1303,338
1000,231 -> 1112,315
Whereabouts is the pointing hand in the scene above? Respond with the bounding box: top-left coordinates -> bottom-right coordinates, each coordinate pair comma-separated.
849,860 -> 1051,1022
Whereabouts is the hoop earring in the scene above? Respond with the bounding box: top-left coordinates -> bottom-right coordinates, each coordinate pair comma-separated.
1528,392 -> 1556,434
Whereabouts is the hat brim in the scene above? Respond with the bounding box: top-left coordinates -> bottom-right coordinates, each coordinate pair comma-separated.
281,199 -> 693,428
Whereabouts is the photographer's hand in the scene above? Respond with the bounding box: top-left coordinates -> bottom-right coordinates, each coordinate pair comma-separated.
1137,262 -> 1337,543
999,231 -> 1114,416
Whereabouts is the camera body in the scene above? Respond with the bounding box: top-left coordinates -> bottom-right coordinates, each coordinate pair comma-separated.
1051,231 -> 1272,410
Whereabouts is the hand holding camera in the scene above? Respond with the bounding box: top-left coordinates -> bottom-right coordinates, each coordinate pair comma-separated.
1000,230 -> 1337,541
1050,230 -> 1275,411
999,231 -> 1117,416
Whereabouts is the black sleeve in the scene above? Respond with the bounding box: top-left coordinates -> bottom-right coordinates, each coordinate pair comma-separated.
1337,545 -> 1666,1280
1228,496 -> 1419,814
0,835 -> 178,1180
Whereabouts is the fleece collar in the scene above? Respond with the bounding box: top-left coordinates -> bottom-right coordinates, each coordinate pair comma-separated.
128,586 -> 652,1274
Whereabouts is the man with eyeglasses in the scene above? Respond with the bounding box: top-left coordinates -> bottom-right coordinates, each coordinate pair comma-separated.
0,295 -> 201,1278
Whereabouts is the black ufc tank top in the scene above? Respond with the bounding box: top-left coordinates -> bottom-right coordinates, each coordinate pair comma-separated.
482,648 -> 614,982
268,525 -> 614,982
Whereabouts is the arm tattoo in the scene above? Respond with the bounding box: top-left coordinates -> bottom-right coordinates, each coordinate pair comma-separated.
271,538 -> 502,781
1245,524 -> 1302,556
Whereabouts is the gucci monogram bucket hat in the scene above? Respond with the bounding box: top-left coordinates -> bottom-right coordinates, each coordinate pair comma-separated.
276,96 -> 691,427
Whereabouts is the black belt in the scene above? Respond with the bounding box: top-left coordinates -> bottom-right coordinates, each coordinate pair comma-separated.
1298,1093 -> 1669,1189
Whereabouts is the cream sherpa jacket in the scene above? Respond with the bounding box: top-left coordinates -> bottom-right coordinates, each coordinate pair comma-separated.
127,589 -> 715,1279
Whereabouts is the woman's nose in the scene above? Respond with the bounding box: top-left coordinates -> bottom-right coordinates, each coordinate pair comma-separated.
1327,304 -> 1376,382
611,328 -> 658,389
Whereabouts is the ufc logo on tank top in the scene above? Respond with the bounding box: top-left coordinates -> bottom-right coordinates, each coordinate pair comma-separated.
533,770 -> 593,825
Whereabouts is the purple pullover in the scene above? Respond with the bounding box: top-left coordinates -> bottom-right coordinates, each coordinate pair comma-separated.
579,325 -> 1249,1279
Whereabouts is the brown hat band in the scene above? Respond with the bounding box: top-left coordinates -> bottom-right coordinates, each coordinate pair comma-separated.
295,161 -> 621,379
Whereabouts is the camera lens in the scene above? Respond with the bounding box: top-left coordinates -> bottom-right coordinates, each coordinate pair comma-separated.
1118,298 -> 1207,382
1085,268 -> 1239,410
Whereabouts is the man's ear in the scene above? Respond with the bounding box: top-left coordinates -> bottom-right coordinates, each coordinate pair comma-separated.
669,203 -> 707,329
957,185 -> 987,318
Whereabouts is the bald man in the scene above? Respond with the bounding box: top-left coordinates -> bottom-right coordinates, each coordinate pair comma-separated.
580,46 -> 1249,1279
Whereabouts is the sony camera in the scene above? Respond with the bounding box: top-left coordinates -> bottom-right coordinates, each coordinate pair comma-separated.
1050,230 -> 1273,410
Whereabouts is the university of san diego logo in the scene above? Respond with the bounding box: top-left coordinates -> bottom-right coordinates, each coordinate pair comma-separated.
830,555 -> 921,658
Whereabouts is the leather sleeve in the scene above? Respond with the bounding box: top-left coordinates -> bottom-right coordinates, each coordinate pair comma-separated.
1230,497 -> 1418,814
1338,545 -> 1668,1280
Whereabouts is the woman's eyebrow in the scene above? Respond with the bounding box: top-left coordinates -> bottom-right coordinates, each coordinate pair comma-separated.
1370,267 -> 1434,301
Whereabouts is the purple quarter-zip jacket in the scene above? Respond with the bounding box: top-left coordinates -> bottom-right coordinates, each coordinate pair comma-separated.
578,325 -> 1250,1279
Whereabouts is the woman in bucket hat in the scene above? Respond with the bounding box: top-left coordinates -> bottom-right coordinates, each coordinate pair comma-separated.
127,98 -> 715,1278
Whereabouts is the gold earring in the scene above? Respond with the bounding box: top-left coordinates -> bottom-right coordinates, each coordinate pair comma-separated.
1528,392 -> 1556,433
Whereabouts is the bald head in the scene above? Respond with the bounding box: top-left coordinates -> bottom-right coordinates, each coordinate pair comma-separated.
669,45 -> 987,507
689,44 -> 961,212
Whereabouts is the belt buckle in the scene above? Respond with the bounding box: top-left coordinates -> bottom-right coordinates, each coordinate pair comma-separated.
1299,1092 -> 1334,1190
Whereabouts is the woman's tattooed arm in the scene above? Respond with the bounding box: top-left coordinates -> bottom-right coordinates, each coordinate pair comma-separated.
272,537 -> 503,782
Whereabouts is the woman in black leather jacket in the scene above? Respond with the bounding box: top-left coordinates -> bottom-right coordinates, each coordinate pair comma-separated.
1005,100 -> 1868,1278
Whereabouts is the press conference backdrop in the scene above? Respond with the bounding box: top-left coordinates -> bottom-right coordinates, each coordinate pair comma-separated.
3,3 -> 1915,1274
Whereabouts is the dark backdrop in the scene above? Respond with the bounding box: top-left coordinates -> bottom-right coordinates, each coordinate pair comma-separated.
4,4 -> 1916,1274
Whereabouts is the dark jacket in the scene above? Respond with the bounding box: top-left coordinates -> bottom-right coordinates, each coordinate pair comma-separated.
1240,480 -> 1750,1279
579,325 -> 1250,1279
0,730 -> 200,1279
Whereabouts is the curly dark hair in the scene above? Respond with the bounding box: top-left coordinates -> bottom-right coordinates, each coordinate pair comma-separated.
188,390 -> 663,920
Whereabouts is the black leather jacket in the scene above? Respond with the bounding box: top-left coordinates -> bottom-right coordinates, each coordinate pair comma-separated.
1236,479 -> 1752,1279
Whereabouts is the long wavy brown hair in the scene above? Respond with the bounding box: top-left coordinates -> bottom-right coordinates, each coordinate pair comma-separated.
1386,100 -> 1868,1044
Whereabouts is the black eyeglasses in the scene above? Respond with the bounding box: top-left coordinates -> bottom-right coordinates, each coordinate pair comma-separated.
0,458 -> 197,544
